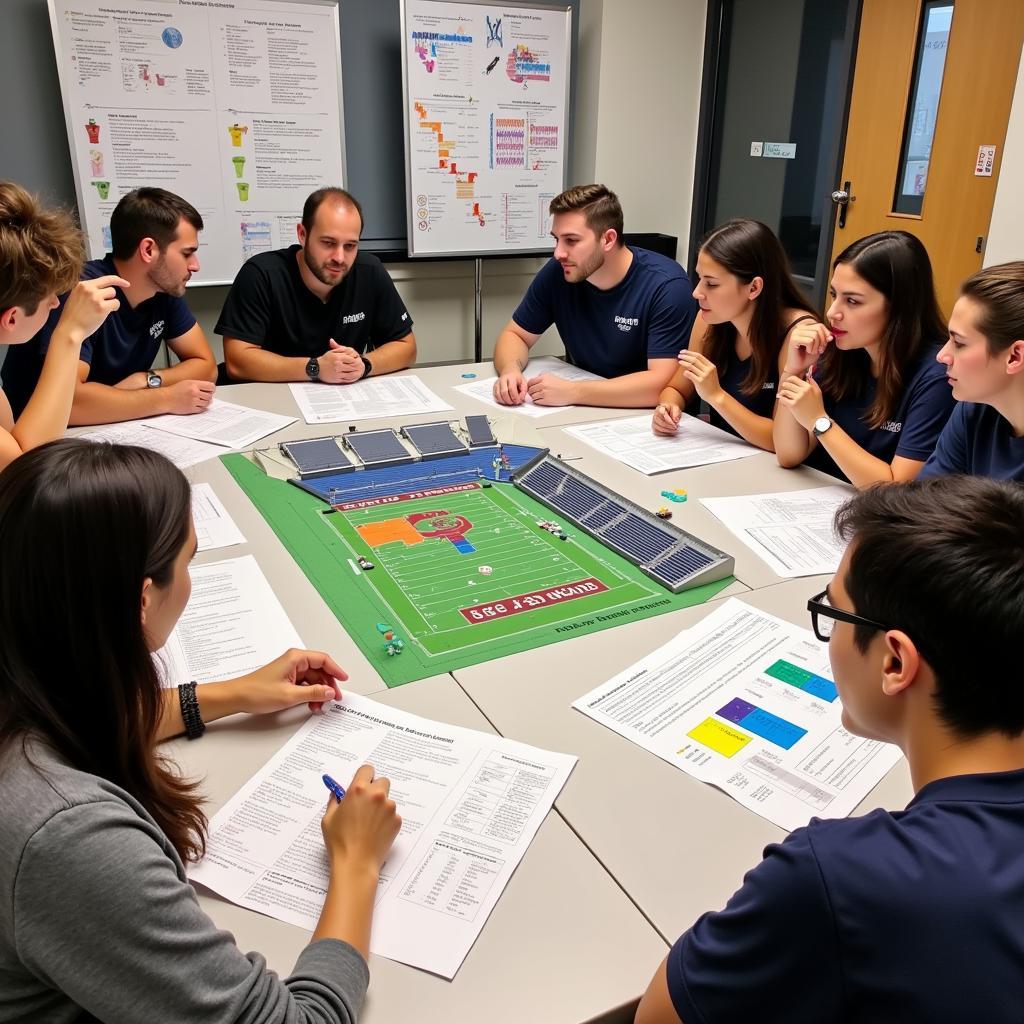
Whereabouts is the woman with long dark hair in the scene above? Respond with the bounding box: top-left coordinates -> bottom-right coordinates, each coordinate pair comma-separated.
773,231 -> 955,486
0,439 -> 400,1023
652,219 -> 815,450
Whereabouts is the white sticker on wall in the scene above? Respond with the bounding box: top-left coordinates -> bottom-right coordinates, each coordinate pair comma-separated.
975,145 -> 996,177
763,142 -> 797,159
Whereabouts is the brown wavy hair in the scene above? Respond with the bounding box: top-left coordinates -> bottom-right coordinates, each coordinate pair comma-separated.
698,219 -> 813,395
0,439 -> 207,861
816,231 -> 945,428
0,181 -> 84,314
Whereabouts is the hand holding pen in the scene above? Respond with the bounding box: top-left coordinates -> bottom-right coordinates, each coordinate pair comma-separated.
320,764 -> 402,873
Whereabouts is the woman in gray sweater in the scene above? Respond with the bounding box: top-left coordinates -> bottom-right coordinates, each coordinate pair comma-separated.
0,438 -> 401,1023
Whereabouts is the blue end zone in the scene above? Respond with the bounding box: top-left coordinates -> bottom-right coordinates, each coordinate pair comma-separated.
452,539 -> 476,554
292,445 -> 544,506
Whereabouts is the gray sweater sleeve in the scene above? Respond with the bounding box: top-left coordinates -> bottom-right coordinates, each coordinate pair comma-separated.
13,800 -> 369,1024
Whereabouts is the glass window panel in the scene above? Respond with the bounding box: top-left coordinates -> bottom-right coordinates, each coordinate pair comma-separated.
893,2 -> 954,215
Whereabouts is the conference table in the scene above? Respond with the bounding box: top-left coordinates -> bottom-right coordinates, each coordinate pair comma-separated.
150,362 -> 913,1023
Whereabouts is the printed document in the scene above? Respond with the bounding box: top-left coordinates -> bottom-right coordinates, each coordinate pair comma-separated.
140,399 -> 295,449
564,414 -> 760,474
190,692 -> 576,978
573,599 -> 902,831
453,357 -> 605,418
78,422 -> 225,469
155,555 -> 303,686
192,482 -> 246,552
290,376 -> 453,424
701,486 -> 853,578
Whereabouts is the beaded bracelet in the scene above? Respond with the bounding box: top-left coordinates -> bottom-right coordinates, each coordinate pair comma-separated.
178,680 -> 206,740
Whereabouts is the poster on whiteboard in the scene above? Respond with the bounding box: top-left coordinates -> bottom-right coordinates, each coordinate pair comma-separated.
48,0 -> 346,286
400,0 -> 571,257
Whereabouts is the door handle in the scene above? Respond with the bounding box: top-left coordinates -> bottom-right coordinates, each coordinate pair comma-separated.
831,181 -> 855,229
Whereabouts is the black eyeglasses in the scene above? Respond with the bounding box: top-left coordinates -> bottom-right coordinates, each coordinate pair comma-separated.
806,589 -> 890,643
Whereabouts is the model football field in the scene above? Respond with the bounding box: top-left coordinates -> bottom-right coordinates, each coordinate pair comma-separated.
223,453 -> 734,686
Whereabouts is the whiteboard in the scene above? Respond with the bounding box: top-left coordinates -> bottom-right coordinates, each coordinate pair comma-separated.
400,0 -> 571,257
48,0 -> 346,286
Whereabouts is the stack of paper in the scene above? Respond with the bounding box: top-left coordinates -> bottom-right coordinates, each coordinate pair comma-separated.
290,376 -> 453,424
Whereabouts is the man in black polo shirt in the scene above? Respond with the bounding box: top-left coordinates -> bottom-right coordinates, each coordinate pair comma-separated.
216,188 -> 415,384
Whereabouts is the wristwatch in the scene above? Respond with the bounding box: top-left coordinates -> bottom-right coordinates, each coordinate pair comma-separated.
359,355 -> 373,380
146,371 -> 162,389
305,356 -> 320,381
812,415 -> 833,437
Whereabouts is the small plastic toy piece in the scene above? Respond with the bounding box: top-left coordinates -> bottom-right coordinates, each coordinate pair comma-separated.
375,622 -> 405,656
357,556 -> 375,570
461,372 -> 477,379
500,451 -> 511,471
478,565 -> 494,575
655,506 -> 672,519
482,480 -> 492,488
660,488 -> 688,503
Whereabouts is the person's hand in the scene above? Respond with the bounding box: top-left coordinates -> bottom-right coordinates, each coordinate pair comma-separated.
678,351 -> 724,403
526,373 -> 577,407
226,648 -> 346,716
322,764 -> 402,874
652,402 -> 681,436
784,321 -> 832,377
58,275 -> 129,343
777,374 -> 827,430
319,339 -> 365,384
161,379 -> 216,414
493,368 -> 527,405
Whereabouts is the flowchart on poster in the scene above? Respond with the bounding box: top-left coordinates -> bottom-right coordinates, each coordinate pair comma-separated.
49,0 -> 345,283
401,0 -> 571,255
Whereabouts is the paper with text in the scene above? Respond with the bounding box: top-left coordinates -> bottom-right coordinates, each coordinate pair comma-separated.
454,357 -> 605,417
189,692 -> 576,977
192,482 -> 246,552
77,422 -> 225,469
564,414 -> 760,474
573,599 -> 902,831
140,399 -> 295,449
290,377 -> 453,424
154,555 -> 303,687
701,486 -> 853,578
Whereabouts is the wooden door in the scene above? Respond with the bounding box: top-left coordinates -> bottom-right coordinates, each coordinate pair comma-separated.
832,0 -> 1024,313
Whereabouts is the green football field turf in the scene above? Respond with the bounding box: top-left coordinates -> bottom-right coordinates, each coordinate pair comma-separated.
223,453 -> 734,686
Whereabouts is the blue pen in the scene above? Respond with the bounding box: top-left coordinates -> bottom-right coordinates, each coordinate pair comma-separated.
322,773 -> 346,803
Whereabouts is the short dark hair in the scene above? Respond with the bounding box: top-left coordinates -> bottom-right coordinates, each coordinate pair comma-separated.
958,261 -> 1024,357
301,187 -> 364,235
549,184 -> 624,244
109,187 -> 203,260
0,439 -> 206,861
834,476 -> 1024,738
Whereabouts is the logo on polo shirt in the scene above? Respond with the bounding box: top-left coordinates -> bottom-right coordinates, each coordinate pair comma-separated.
149,320 -> 165,339
614,315 -> 639,332
762,381 -> 775,390
881,420 -> 902,433
342,312 -> 366,325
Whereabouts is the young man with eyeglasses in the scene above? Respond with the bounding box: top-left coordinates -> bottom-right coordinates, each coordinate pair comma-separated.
636,475 -> 1024,1024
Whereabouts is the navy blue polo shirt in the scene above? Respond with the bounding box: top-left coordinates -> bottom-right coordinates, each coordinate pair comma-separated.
711,351 -> 778,436
919,401 -> 1024,481
1,255 -> 195,418
667,767 -> 1024,1023
512,247 -> 696,378
805,345 -> 954,481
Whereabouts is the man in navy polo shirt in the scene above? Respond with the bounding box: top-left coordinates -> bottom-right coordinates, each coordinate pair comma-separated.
492,184 -> 696,407
635,475 -> 1024,1024
2,188 -> 217,424
215,187 -> 415,384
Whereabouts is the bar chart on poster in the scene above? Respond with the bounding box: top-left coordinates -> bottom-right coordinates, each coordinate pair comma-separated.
400,0 -> 571,257
48,0 -> 346,285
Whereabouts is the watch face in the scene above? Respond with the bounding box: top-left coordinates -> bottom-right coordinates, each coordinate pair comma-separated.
147,372 -> 162,389
813,416 -> 832,435
306,357 -> 320,380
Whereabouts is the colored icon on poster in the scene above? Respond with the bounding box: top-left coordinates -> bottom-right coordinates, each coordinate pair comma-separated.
236,182 -> 250,202
228,123 -> 248,147
92,181 -> 110,200
232,156 -> 246,178
162,26 -> 183,48
85,119 -> 100,144
89,150 -> 104,176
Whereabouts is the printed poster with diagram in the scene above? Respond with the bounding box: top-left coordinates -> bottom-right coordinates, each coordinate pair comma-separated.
574,598 -> 904,831
48,0 -> 345,284
401,0 -> 571,255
